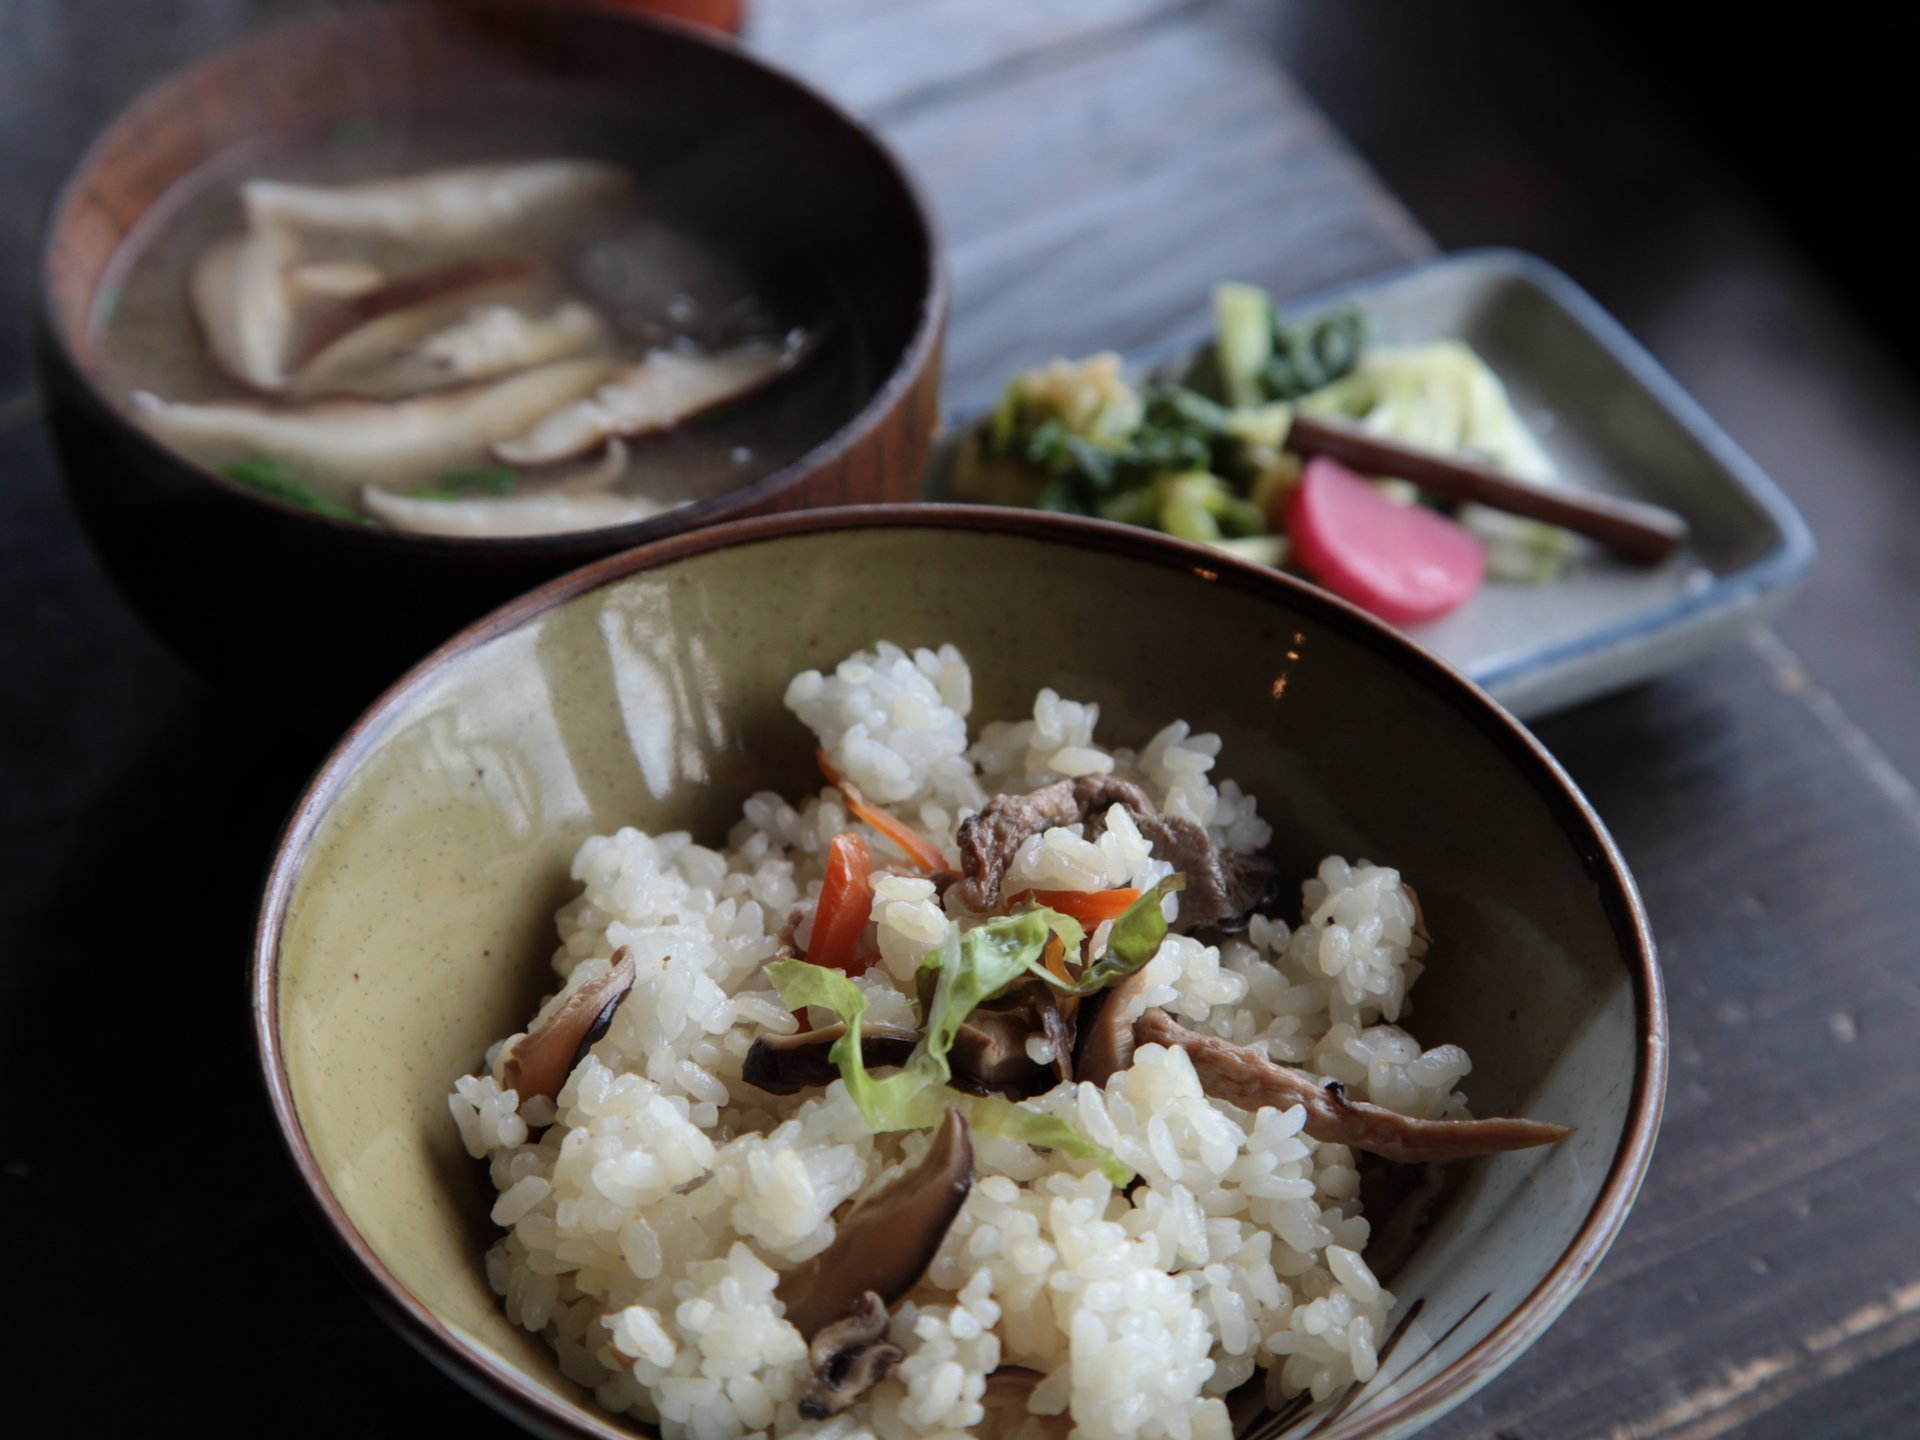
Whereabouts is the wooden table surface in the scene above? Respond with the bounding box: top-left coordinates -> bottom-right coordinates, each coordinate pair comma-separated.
2,3 -> 1916,1435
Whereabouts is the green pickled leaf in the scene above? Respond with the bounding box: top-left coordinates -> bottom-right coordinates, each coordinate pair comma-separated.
1223,401 -> 1294,451
1214,283 -> 1275,408
1145,384 -> 1235,438
1036,473 -> 1097,516
1263,305 -> 1369,401
1026,420 -> 1119,492
1214,492 -> 1267,538
1157,473 -> 1227,543
1129,423 -> 1214,476
1075,874 -> 1185,994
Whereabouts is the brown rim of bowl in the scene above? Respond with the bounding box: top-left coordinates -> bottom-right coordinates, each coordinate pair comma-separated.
36,0 -> 948,555
252,503 -> 1667,1440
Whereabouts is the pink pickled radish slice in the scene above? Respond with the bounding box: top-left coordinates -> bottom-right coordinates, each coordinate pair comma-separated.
1287,455 -> 1487,624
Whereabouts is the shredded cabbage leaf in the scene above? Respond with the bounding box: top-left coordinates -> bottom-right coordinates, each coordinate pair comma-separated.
766,952 -> 947,1131
1021,905 -> 1088,981
969,1097 -> 1129,1185
936,911 -> 1064,1022
1073,874 -> 1184,994
767,918 -> 1133,1184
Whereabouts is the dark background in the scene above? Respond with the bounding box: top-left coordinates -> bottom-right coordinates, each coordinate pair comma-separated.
1275,3 -> 1918,781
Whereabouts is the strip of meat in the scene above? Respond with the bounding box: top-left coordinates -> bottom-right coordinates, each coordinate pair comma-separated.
953,775 -> 1276,930
1134,1009 -> 1573,1163
952,780 -> 1082,912
1075,777 -> 1277,931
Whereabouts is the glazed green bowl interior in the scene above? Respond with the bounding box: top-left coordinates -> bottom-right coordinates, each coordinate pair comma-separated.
258,508 -> 1663,1440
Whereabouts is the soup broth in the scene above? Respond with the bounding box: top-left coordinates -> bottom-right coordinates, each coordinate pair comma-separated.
93,109 -> 867,537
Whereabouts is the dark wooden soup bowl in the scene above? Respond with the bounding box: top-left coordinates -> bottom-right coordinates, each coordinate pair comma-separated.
36,1 -> 944,705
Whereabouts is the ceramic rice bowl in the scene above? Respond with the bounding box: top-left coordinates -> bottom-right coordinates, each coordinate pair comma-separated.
254,505 -> 1664,1440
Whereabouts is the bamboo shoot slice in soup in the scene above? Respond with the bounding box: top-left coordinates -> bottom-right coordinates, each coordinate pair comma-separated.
94,126 -> 860,537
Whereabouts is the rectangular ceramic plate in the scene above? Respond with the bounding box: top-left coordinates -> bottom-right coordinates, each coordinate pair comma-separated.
926,249 -> 1814,720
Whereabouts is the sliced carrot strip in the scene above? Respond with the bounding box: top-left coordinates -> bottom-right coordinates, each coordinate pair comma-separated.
1043,934 -> 1072,986
1043,934 -> 1081,1021
1017,887 -> 1144,928
816,748 -> 948,874
806,833 -> 876,976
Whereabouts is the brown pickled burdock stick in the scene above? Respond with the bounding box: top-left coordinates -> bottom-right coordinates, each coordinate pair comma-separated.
1286,410 -> 1689,565
1135,1009 -> 1573,1163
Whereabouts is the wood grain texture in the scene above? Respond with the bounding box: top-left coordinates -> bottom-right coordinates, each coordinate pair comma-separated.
866,2 -> 1429,399
1423,639 -> 1920,1439
748,0 -> 1195,114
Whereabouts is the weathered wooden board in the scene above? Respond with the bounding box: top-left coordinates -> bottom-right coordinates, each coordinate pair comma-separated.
750,0 -> 1194,114
871,3 -> 1427,397
1430,637 -> 1920,1440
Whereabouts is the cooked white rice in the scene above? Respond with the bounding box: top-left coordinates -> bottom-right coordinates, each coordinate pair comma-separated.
449,642 -> 1472,1440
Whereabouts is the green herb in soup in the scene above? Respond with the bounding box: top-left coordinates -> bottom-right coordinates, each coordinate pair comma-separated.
220,455 -> 366,522
405,466 -> 520,500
